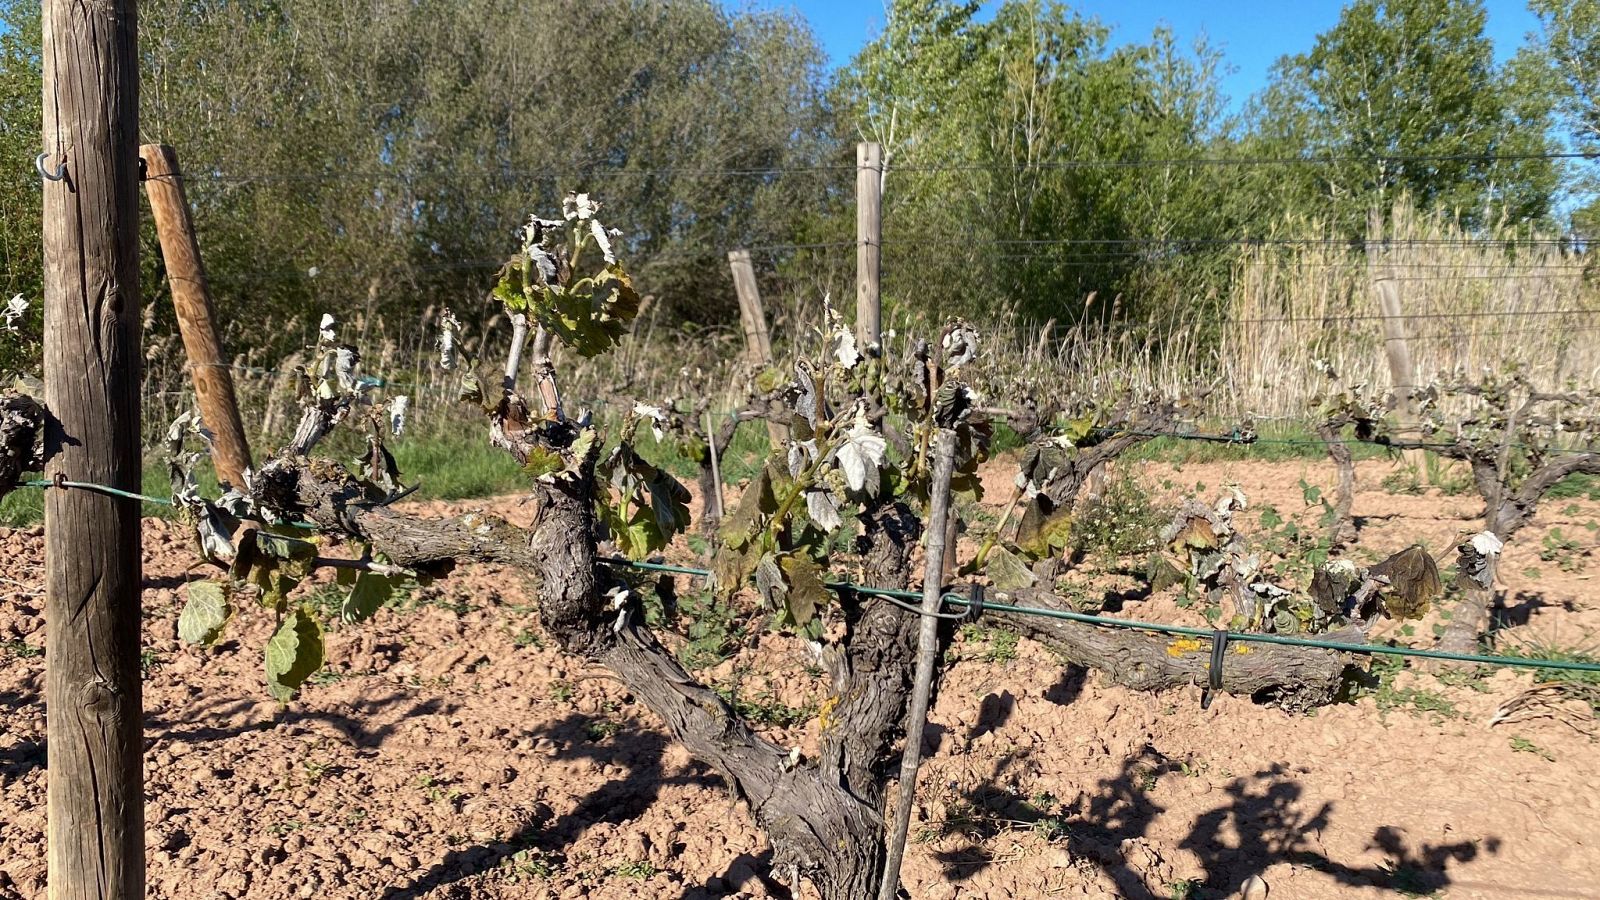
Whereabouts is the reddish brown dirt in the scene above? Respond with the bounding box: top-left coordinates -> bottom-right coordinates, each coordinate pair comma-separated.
2,456 -> 1598,899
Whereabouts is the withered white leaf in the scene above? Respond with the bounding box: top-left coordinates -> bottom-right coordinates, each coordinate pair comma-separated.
834,414 -> 887,494
805,489 -> 842,532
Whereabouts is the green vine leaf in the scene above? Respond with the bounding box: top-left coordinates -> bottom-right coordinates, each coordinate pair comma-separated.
178,580 -> 232,647
265,606 -> 325,701
341,571 -> 394,624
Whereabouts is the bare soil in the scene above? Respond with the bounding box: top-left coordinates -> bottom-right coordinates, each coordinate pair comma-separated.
2,455 -> 1598,899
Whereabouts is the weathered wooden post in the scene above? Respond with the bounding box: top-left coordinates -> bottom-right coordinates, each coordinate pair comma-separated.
727,249 -> 787,446
140,143 -> 253,486
1369,212 -> 1424,474
856,141 -> 883,349
42,1 -> 145,898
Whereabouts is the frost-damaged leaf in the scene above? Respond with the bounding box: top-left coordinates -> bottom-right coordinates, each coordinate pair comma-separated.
363,435 -> 400,495
835,413 -> 887,494
256,531 -> 318,562
1165,515 -> 1219,551
1015,497 -> 1072,560
1370,545 -> 1441,620
265,606 -> 325,701
341,571 -> 394,624
388,396 -> 410,437
646,468 -> 692,543
711,544 -> 757,602
437,308 -> 461,370
633,403 -> 668,443
754,552 -> 785,610
719,465 -> 778,550
178,580 -> 232,647
942,320 -> 979,368
805,489 -> 843,532
985,546 -> 1037,591
779,555 -> 829,641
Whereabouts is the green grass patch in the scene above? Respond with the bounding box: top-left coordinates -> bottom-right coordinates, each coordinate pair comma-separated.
1125,423 -> 1393,465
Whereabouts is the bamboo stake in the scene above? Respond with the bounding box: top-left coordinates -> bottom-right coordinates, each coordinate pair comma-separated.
877,428 -> 958,900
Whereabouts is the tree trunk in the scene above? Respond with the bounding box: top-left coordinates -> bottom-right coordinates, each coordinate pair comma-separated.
42,1 -> 145,897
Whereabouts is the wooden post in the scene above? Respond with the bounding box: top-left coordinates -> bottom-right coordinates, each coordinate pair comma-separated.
1367,210 -> 1424,474
42,2 -> 145,898
727,249 -> 786,446
856,142 -> 883,349
140,143 -> 253,486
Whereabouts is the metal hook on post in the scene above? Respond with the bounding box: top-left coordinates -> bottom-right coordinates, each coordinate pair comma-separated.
1201,628 -> 1228,710
35,152 -> 66,183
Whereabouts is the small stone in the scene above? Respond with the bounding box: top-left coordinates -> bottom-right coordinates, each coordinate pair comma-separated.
1240,875 -> 1269,899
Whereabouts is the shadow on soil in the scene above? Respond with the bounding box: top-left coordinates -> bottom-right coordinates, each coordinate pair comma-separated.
926,744 -> 1498,899
377,712 -> 782,900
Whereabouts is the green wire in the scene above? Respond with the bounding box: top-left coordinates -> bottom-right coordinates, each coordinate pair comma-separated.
21,478 -> 173,506
16,477 -> 1599,675
601,556 -> 1600,675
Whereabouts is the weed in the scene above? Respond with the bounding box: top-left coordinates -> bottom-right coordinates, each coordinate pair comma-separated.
548,680 -> 575,703
675,589 -> 742,670
4,639 -> 41,659
1539,528 -> 1588,573
611,860 -> 657,879
1168,879 -> 1198,900
504,848 -> 559,881
713,681 -> 814,728
585,719 -> 621,741
1072,470 -> 1161,560
1380,466 -> 1424,496
1495,638 -> 1600,712
1509,735 -> 1556,761
958,624 -> 1020,663
513,628 -> 543,649
1423,452 -> 1472,495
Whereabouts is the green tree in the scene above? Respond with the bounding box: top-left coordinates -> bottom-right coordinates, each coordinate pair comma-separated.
1528,0 -> 1600,236
0,1 -> 42,370
1248,0 -> 1558,234
834,0 -> 1240,325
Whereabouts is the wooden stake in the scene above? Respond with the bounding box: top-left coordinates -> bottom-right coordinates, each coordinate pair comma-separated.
140,143 -> 253,486
727,249 -> 786,446
856,142 -> 883,348
43,2 -> 145,897
877,428 -> 958,900
1368,210 -> 1424,474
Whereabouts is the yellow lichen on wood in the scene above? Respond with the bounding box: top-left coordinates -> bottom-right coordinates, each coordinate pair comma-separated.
817,693 -> 842,732
1167,637 -> 1205,657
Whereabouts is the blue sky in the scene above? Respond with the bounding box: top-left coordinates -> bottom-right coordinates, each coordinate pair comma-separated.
755,0 -> 1544,109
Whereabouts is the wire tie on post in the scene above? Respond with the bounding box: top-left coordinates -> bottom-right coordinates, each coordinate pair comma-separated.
1201,628 -> 1228,710
36,152 -> 66,183
962,582 -> 985,623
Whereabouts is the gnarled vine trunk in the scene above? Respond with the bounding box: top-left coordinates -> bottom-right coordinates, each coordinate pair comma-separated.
255,455 -> 933,899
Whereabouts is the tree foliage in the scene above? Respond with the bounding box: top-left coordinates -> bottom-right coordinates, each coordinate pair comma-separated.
1245,0 -> 1558,233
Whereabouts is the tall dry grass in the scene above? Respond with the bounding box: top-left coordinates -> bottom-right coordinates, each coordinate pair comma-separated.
138,202 -> 1597,446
